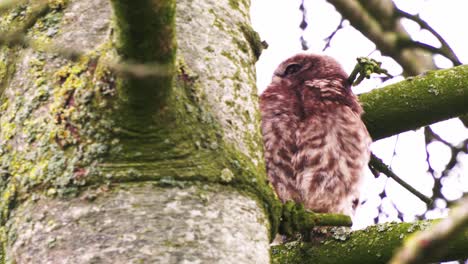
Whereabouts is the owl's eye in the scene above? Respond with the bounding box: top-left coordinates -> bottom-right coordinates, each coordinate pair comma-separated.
284,63 -> 302,76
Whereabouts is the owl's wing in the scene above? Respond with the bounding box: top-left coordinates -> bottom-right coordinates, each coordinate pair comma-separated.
293,103 -> 371,215
260,91 -> 301,202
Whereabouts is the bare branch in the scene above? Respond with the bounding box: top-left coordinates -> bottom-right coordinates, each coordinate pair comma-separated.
396,8 -> 462,66
369,153 -> 433,206
322,19 -> 344,51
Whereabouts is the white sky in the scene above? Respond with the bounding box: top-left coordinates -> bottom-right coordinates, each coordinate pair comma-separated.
251,0 -> 468,229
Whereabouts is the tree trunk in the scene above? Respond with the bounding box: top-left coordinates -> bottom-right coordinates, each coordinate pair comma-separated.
1,0 -> 468,263
0,0 -> 278,262
9,183 -> 270,263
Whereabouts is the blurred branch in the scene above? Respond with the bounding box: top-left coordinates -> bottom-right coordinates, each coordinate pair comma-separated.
423,127 -> 468,209
0,0 -> 28,12
10,1 -> 50,32
0,32 -> 172,77
109,0 -> 176,123
272,219 -> 468,263
370,153 -> 433,206
423,127 -> 444,211
322,18 -> 344,51
389,197 -> 468,264
299,0 -> 308,50
326,0 -> 435,76
397,39 -> 461,67
395,8 -> 462,66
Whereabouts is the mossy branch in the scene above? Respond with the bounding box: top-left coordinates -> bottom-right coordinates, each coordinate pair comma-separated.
110,0 -> 176,119
110,0 -> 176,63
272,220 -> 468,264
359,65 -> 468,140
280,202 -> 352,236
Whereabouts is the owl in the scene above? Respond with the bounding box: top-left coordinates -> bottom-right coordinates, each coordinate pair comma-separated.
260,54 -> 371,216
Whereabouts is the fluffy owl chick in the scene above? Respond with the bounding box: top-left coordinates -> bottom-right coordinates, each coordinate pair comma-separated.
260,54 -> 371,216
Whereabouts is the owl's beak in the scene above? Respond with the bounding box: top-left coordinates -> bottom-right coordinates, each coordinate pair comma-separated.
272,75 -> 282,83
273,68 -> 285,77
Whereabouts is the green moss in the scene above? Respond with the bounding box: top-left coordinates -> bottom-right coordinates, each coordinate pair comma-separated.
0,227 -> 5,264
0,0 -> 282,248
360,65 -> 468,140
228,0 -> 240,10
0,44 -> 123,227
221,50 -> 235,62
0,60 -> 6,87
110,0 -> 176,63
271,220 -> 468,264
234,39 -> 249,54
239,24 -> 264,60
210,9 -> 226,31
0,46 -> 17,97
225,100 -> 235,107
204,46 -> 215,53
0,184 -> 17,224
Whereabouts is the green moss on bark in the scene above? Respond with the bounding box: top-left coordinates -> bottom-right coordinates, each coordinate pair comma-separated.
272,220 -> 468,263
0,0 -> 282,248
360,65 -> 468,140
0,43 -> 121,217
110,0 -> 176,63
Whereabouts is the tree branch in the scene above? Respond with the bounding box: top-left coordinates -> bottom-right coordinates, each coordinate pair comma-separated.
395,8 -> 461,66
369,153 -> 432,205
390,197 -> 468,264
322,19 -> 344,51
359,65 -> 468,140
110,0 -> 176,120
271,219 -> 468,263
326,0 -> 435,76
280,202 -> 352,236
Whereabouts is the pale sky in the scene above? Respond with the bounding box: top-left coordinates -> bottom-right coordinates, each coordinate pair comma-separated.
251,0 -> 468,229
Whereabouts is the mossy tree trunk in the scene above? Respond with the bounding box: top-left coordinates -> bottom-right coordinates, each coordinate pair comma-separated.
0,0 -> 278,263
0,0 -> 467,264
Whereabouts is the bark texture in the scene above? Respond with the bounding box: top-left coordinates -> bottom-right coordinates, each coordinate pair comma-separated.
0,0 -> 274,263
176,0 -> 264,164
360,65 -> 468,140
7,183 -> 269,263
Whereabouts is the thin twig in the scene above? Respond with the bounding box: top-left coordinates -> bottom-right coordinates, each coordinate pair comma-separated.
369,153 -> 433,206
0,31 -> 173,77
396,9 -> 462,66
323,18 -> 344,51
299,0 -> 308,50
398,39 -> 460,65
424,127 -> 468,209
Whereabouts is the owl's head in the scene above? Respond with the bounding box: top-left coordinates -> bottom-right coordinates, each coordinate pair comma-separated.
272,53 -> 349,88
269,53 -> 361,113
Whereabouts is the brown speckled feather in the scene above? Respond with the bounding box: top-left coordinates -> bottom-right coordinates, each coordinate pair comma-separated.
260,54 -> 371,216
